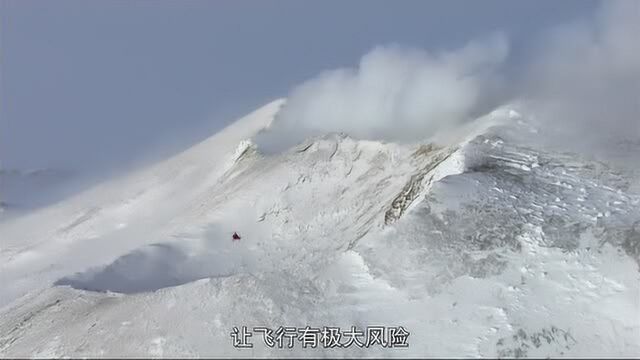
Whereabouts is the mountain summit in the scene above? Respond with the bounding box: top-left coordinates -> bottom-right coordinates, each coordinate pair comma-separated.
0,100 -> 638,357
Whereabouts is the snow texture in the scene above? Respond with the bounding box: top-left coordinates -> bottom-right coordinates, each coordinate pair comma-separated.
0,99 -> 638,358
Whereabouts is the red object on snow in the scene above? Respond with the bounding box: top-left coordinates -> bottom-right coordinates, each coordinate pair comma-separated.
232,232 -> 241,241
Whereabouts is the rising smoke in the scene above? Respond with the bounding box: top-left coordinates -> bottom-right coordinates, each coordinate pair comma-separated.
522,0 -> 640,151
255,34 -> 510,152
256,1 -> 639,155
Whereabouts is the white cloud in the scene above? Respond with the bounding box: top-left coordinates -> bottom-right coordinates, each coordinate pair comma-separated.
522,0 -> 640,148
256,1 -> 639,155
256,34 -> 509,152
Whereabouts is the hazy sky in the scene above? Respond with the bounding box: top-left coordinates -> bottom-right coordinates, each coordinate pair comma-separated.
1,0 -> 599,173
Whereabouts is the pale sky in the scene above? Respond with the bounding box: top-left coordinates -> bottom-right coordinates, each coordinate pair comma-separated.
1,0 -> 599,173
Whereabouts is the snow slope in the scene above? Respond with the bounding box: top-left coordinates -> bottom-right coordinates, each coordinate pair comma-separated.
0,100 -> 638,358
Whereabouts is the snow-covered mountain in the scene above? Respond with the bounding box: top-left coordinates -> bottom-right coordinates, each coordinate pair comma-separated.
0,99 -> 638,358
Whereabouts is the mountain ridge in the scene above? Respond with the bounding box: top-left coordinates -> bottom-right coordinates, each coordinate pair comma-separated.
0,100 -> 638,358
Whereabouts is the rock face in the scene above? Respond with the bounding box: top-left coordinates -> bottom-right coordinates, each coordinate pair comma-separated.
384,144 -> 460,225
0,100 -> 638,358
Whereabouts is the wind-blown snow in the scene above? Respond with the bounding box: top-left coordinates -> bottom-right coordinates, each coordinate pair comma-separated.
0,99 -> 285,307
255,34 -> 508,153
256,1 -> 639,159
522,0 -> 640,150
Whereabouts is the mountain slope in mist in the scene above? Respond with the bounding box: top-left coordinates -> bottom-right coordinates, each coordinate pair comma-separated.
0,168 -> 77,217
0,99 -> 638,358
